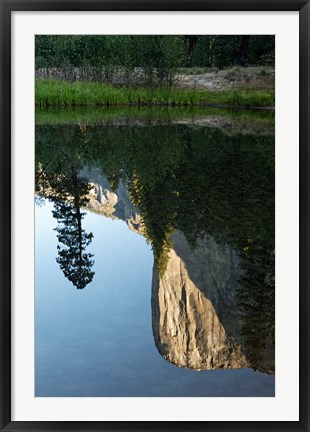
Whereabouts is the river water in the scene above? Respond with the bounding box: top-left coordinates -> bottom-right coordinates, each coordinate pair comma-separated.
35,111 -> 275,396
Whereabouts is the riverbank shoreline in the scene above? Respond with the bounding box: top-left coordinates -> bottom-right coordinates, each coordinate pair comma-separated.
36,105 -> 275,137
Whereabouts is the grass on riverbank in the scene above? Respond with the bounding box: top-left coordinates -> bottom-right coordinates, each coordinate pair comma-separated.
36,79 -> 275,109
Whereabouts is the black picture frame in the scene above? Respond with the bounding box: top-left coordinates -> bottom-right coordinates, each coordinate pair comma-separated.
1,1 -> 309,431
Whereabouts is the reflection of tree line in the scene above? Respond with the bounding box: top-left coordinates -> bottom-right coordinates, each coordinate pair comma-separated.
36,123 -> 274,370
237,242 -> 275,373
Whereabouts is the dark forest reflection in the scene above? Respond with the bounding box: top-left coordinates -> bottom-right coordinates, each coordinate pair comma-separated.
35,119 -> 274,372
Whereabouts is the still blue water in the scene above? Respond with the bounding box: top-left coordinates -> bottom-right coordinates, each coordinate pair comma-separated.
35,199 -> 275,397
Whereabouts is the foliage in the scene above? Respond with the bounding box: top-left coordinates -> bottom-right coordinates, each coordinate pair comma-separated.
36,35 -> 186,86
35,35 -> 275,83
35,79 -> 275,108
184,35 -> 275,68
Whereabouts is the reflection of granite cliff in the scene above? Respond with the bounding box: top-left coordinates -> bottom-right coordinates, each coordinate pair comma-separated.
79,171 -> 274,374
151,232 -> 249,370
152,232 -> 275,373
80,168 -> 142,234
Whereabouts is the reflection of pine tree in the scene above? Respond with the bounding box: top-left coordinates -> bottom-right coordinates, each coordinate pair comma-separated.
35,126 -> 97,289
51,162 -> 94,289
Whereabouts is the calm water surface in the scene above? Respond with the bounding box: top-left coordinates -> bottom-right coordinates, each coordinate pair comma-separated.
35,114 -> 275,396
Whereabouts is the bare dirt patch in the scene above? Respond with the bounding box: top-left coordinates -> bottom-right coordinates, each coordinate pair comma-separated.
175,66 -> 275,92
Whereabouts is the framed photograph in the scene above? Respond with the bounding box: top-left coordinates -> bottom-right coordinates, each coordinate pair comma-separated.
1,0 -> 309,430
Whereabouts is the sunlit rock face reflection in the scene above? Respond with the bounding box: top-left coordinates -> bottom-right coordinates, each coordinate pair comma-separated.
152,232 -> 248,370
81,168 -> 143,235
152,232 -> 275,373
